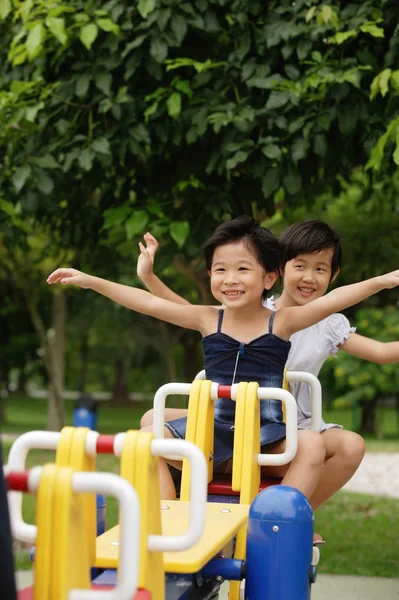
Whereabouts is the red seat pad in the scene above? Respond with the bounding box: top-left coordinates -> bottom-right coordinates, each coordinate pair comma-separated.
207,474 -> 282,496
18,590 -> 33,600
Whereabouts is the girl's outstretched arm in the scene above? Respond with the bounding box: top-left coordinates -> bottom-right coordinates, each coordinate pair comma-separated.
340,333 -> 399,364
137,233 -> 190,305
277,270 -> 399,338
47,268 -> 211,332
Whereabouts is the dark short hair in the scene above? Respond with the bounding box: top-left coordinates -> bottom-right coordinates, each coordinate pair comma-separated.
202,215 -> 281,273
279,220 -> 342,280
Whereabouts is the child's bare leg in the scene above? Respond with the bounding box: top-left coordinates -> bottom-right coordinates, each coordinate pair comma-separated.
140,408 -> 188,428
140,423 -> 182,500
261,431 -> 325,543
309,428 -> 365,511
261,430 -> 326,499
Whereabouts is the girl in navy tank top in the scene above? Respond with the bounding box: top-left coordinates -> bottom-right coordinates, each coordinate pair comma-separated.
48,216 -> 399,501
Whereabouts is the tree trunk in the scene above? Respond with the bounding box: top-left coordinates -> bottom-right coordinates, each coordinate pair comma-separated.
46,291 -> 67,430
7,255 -> 67,430
0,363 -> 8,424
173,256 -> 214,304
180,330 -> 202,382
78,333 -> 90,393
112,357 -> 130,405
16,362 -> 27,395
155,322 -> 178,382
359,396 -> 378,435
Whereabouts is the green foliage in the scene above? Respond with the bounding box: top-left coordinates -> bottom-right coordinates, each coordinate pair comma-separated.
331,307 -> 399,409
1,1 -> 399,406
1,0 -> 399,259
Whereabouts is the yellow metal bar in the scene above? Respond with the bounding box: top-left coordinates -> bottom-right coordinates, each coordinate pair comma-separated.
240,382 -> 260,505
232,382 -> 248,492
120,430 -> 165,600
180,380 -> 202,500
193,380 -> 214,483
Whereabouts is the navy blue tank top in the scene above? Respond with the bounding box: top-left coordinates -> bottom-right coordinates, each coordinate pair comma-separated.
202,309 -> 291,424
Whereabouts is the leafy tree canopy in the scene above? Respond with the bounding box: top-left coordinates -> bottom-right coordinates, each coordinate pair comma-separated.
1,0 -> 399,262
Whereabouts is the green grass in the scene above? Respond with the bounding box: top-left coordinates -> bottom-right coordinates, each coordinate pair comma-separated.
315,492 -> 399,577
2,395 -> 145,434
3,395 -> 399,450
3,396 -> 399,576
12,484 -> 399,577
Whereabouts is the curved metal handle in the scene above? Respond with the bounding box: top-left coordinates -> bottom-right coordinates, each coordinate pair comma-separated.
152,382 -> 192,440
257,387 -> 298,466
285,371 -> 322,432
149,438 -> 207,552
68,472 -> 140,600
7,431 -> 61,542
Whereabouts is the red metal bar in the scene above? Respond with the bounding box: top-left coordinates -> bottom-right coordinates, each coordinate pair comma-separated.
96,435 -> 116,454
217,385 -> 232,399
6,471 -> 30,493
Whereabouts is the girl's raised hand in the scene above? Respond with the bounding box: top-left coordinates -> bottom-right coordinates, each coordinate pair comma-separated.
47,268 -> 91,288
137,232 -> 159,280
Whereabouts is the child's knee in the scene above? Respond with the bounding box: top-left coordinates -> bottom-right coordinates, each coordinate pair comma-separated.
140,408 -> 154,429
140,422 -> 174,440
340,431 -> 366,465
297,430 -> 326,465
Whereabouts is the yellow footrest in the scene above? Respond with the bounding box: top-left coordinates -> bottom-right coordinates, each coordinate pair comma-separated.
96,501 -> 249,574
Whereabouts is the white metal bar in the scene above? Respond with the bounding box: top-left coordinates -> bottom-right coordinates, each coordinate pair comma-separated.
68,472 -> 140,600
195,370 -> 206,380
7,431 -> 60,542
257,388 -> 298,466
152,383 -> 192,439
9,467 -> 141,600
149,439 -> 207,552
285,371 -> 322,432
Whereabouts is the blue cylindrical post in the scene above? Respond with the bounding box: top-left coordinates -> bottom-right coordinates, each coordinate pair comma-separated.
245,485 -> 313,600
96,494 -> 106,536
73,393 -> 98,429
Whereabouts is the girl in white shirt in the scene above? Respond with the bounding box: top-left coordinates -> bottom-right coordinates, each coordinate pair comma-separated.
137,222 -> 399,519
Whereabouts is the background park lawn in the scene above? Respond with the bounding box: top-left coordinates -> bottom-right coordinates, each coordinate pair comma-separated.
3,395 -> 399,577
2,394 -> 399,451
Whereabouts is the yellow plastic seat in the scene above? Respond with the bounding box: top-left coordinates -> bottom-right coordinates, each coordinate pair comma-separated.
96,500 -> 249,574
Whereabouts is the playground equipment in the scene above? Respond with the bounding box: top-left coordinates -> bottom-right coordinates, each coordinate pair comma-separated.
7,374 -> 322,600
7,463 -> 141,599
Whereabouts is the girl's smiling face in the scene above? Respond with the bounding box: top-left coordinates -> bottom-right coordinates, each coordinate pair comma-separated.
281,249 -> 336,306
209,241 -> 277,308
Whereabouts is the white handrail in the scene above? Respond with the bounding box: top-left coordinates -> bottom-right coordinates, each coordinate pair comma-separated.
7,431 -> 61,542
149,439 -> 207,552
152,378 -> 298,467
16,467 -> 140,600
285,371 -> 322,432
152,383 -> 192,440
196,369 -> 323,433
7,431 -> 207,555
68,472 -> 140,600
256,388 -> 297,466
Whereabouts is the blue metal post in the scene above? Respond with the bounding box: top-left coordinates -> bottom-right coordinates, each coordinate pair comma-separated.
245,485 -> 313,600
91,494 -> 107,580
96,494 -> 106,536
73,406 -> 97,429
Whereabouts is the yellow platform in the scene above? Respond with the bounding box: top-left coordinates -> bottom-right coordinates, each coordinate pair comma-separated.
95,501 -> 249,574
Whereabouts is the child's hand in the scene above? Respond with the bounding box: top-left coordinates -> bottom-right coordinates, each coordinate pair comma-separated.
47,268 -> 91,288
137,232 -> 159,280
379,270 -> 399,289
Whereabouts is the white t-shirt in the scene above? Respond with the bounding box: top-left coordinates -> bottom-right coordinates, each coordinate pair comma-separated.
264,297 -> 356,431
